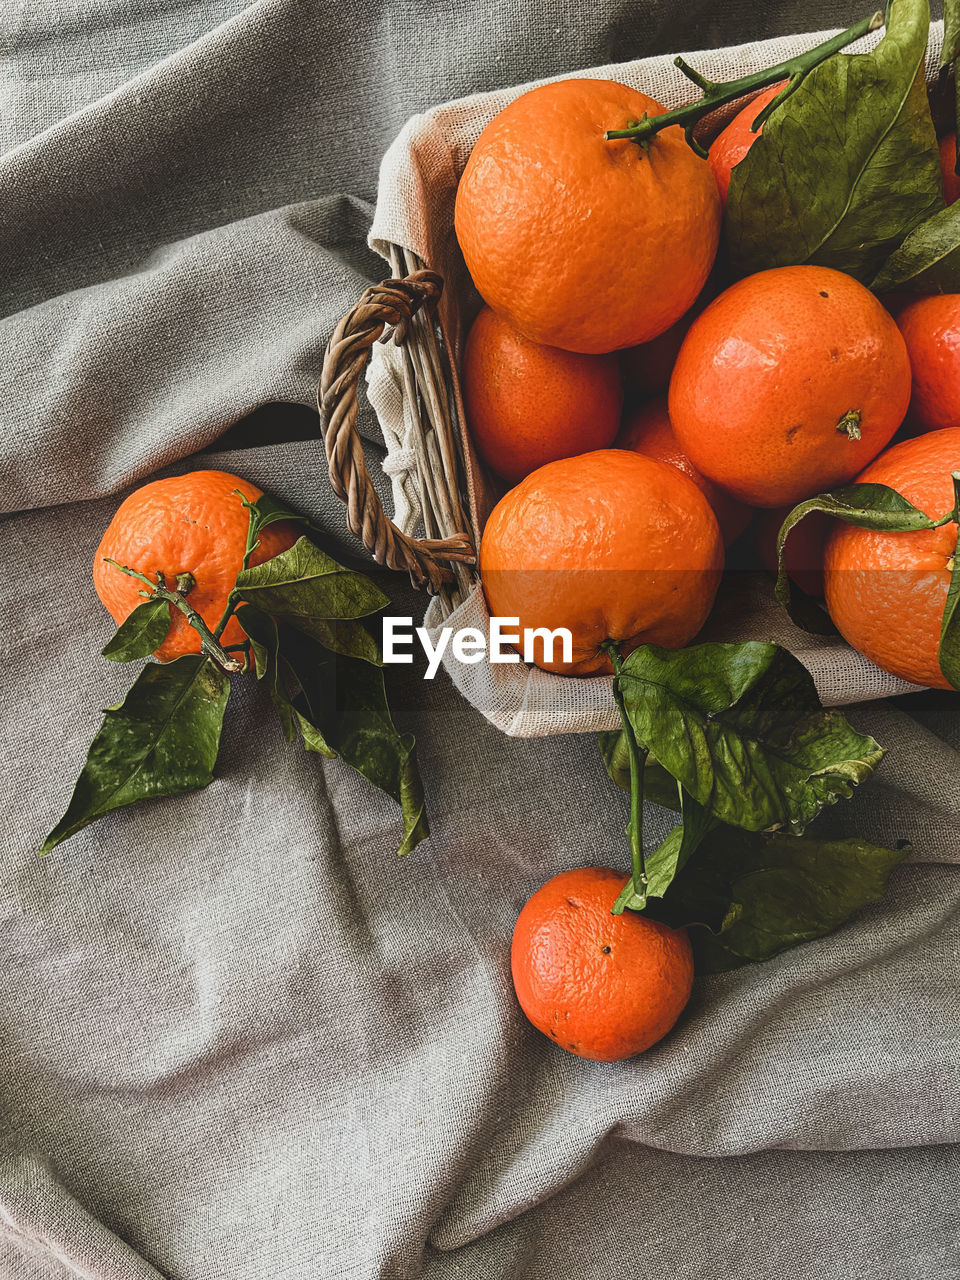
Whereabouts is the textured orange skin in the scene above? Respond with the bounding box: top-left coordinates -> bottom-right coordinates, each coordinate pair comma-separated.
896,295 -> 960,434
940,134 -> 960,207
94,471 -> 298,663
511,866 -> 694,1062
707,82 -> 786,205
669,266 -> 912,508
616,396 -> 752,546
463,306 -> 622,485
479,449 -> 723,675
455,78 -> 721,354
824,428 -> 960,689
755,504 -> 829,599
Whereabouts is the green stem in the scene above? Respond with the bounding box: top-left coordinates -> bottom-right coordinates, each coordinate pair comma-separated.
103,559 -> 244,673
213,493 -> 261,639
605,10 -> 883,155
602,641 -> 648,898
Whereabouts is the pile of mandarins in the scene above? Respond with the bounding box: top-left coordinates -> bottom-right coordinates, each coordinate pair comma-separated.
456,77 -> 960,694
456,75 -> 960,1063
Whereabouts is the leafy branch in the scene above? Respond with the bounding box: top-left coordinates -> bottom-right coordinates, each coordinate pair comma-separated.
605,10 -> 883,156
725,0 -> 941,284
103,560 -> 244,673
46,493 -> 428,858
597,639 -> 897,966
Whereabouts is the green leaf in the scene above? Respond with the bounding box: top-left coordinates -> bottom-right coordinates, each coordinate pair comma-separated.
774,482 -> 941,632
649,826 -> 911,973
871,201 -> 960,293
101,597 -> 171,662
598,734 -> 682,811
42,656 -> 229,853
234,604 -> 299,743
938,473 -> 960,689
234,603 -> 270,680
252,493 -> 316,533
648,788 -> 715,899
281,630 -> 428,856
304,619 -> 382,664
612,785 -> 716,914
941,0 -> 960,72
234,537 -> 388,658
616,642 -> 885,834
726,0 -> 942,283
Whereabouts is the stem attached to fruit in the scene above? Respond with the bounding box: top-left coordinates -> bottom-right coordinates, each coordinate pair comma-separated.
836,409 -> 863,441
103,559 -> 244,673
605,10 -> 883,157
602,641 -> 648,899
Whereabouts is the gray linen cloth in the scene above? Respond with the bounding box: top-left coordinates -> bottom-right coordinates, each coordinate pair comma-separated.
1,2 -> 959,1277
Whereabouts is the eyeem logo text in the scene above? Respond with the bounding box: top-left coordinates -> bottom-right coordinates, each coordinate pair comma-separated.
383,617 -> 573,679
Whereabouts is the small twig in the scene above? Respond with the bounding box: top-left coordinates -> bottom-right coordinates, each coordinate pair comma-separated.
103,559 -> 244,673
605,10 -> 883,155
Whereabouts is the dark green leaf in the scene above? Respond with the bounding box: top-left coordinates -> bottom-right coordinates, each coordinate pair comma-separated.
648,826 -> 910,973
648,788 -> 715,899
234,538 -> 388,656
941,0 -> 960,72
871,201 -> 960,293
282,630 -> 428,856
101,597 -> 171,662
937,472 -> 960,689
303,619 -> 382,664
279,637 -> 336,757
234,603 -> 270,680
726,0 -> 942,283
617,642 -> 885,834
234,604 -> 300,744
253,493 -> 315,533
612,785 -> 716,914
774,482 -> 941,632
42,656 -> 229,853
598,733 -> 682,810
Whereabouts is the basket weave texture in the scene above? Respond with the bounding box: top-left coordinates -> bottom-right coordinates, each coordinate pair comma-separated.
322,22 -> 945,735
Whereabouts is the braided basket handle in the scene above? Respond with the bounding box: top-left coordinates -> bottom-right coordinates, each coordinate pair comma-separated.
319,270 -> 476,593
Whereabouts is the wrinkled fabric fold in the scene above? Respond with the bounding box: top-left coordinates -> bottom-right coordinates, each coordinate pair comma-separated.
1,2 -> 959,1278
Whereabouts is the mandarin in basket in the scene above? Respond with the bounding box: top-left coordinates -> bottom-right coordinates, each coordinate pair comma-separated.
511,866 -> 694,1062
707,81 -> 786,204
896,295 -> 960,433
824,428 -> 960,690
619,287 -> 711,400
479,449 -> 723,675
455,78 -> 721,354
463,306 -> 622,485
669,266 -> 912,508
94,470 -> 298,663
616,397 -> 752,546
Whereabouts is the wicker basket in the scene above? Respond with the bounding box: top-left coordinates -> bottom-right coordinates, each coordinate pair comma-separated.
317,31 -> 941,733
318,246 -> 477,615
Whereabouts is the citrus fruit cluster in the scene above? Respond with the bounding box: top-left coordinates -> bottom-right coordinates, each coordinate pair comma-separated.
457,32 -> 960,1061
459,75 -> 960,695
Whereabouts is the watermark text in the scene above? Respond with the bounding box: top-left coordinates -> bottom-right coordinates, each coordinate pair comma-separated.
382,617 -> 573,678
